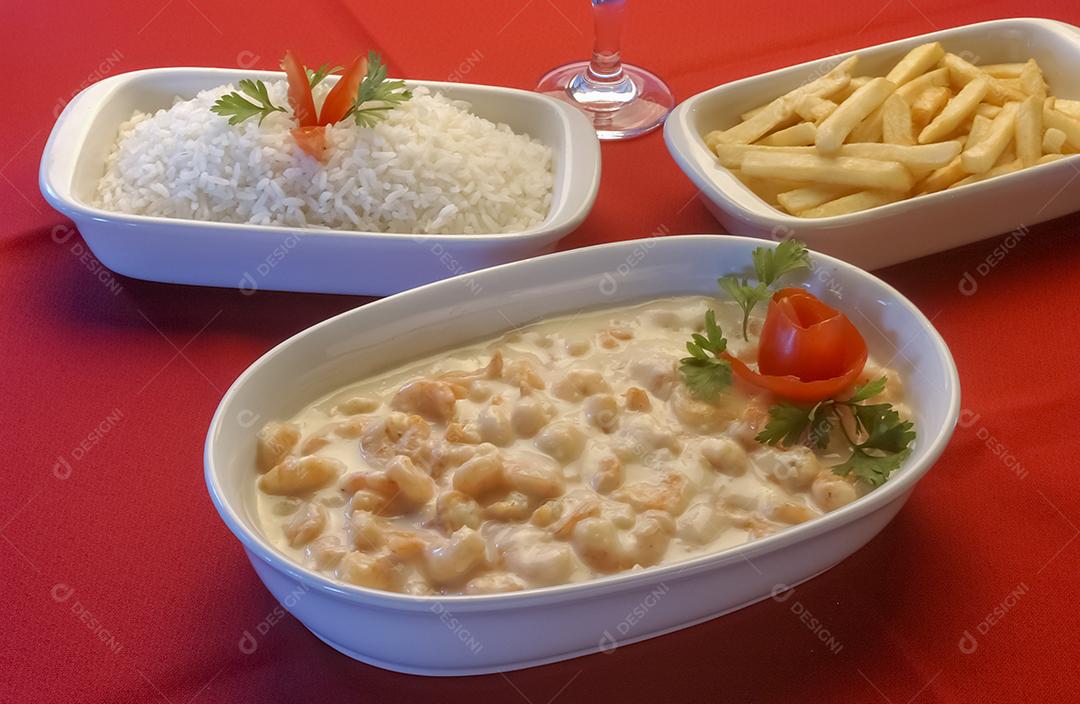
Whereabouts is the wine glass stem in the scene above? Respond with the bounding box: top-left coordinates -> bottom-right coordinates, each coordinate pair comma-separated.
587,0 -> 626,84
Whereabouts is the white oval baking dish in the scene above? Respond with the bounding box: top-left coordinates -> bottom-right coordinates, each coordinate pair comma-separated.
664,18 -> 1080,270
39,69 -> 601,296
205,235 -> 959,675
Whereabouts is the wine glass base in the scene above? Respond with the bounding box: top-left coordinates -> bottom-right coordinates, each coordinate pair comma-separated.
536,61 -> 675,140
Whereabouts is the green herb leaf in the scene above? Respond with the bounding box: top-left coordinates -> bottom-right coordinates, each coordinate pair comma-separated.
756,403 -> 813,446
306,63 -> 344,89
756,371 -> 915,487
752,238 -> 810,287
860,406 -> 916,455
346,51 -> 412,128
718,276 -> 769,341
210,79 -> 285,126
846,376 -> 887,403
717,240 -> 810,340
679,357 -> 733,401
831,448 -> 910,487
679,309 -> 732,400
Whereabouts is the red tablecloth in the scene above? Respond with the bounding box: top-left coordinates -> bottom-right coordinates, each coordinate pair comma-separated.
4,1 -> 1078,701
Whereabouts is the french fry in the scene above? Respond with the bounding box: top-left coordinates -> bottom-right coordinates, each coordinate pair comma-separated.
712,143 -> 773,168
919,77 -> 989,143
941,53 -> 1025,105
707,45 -> 1074,217
758,122 -> 817,146
881,94 -> 915,145
841,141 -> 961,169
1018,59 -> 1047,99
797,190 -> 904,218
740,104 -> 768,121
708,57 -> 858,146
961,101 -> 1019,173
1015,96 -> 1042,167
832,75 -> 872,102
848,68 -> 951,143
847,113 -> 884,143
712,141 -> 958,170
816,77 -> 896,154
910,86 -> 951,128
741,151 -> 914,191
1043,126 -> 1067,154
966,115 -> 993,149
978,62 -> 1025,79
949,158 -> 1023,188
915,156 -> 967,194
776,184 -> 854,212
795,94 -> 838,123
1043,101 -> 1080,150
896,67 -> 950,100
994,148 -> 1017,168
1055,98 -> 1080,119
886,42 -> 945,86
731,170 -> 806,204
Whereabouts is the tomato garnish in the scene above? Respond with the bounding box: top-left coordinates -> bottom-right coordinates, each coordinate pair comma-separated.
318,54 -> 368,126
724,288 -> 867,403
282,50 -> 318,127
290,125 -> 329,161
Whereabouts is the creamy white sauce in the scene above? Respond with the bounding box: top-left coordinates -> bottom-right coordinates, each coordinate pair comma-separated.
254,296 -> 905,595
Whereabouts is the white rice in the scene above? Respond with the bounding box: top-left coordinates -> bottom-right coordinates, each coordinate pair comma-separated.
94,83 -> 553,234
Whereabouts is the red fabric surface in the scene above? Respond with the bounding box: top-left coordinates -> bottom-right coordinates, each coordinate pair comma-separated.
3,1 -> 1078,701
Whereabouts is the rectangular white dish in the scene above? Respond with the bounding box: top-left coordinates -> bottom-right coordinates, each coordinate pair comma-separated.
664,18 -> 1080,270
204,235 -> 959,675
39,69 -> 600,296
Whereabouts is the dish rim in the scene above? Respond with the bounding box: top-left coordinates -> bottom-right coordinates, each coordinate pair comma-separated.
203,234 -> 961,612
664,16 -> 1080,227
38,67 -> 601,244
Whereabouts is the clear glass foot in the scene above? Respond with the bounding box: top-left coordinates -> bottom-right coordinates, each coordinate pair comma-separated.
537,60 -> 674,140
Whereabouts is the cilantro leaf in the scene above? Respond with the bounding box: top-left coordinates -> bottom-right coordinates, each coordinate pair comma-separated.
831,448 -> 910,487
718,240 -> 811,340
679,358 -> 733,401
861,409 -> 916,455
834,400 -> 915,486
679,310 -> 732,400
756,403 -> 812,446
346,51 -> 412,128
752,239 -> 810,286
756,375 -> 915,487
210,79 -> 285,126
718,276 -> 769,341
846,376 -> 887,403
306,63 -> 343,88
757,400 -> 834,449
849,402 -> 897,438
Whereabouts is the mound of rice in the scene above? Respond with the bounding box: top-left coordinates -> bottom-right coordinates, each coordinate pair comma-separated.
94,83 -> 553,234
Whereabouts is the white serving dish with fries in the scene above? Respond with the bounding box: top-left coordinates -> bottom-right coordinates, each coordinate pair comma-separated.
665,18 -> 1080,270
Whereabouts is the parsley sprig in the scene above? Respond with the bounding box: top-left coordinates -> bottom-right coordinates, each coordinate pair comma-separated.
679,310 -> 733,400
306,63 -> 343,88
756,377 -> 916,486
210,79 -> 285,125
720,239 -> 810,340
211,52 -> 411,129
345,51 -> 413,128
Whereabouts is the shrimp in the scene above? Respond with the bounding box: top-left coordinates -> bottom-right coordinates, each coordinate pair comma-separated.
390,379 -> 460,423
